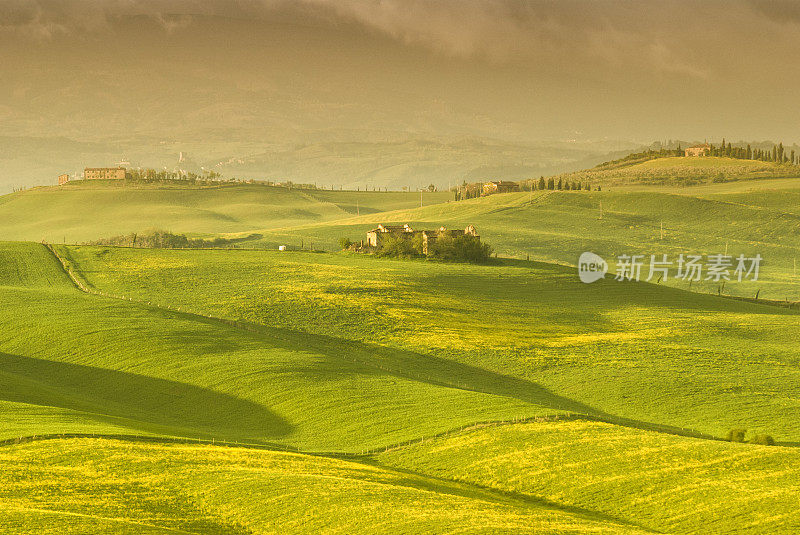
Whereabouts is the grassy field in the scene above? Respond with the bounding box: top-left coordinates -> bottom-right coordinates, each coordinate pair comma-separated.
3,177 -> 800,532
380,420 -> 800,534
0,242 -> 551,450
0,181 -> 450,243
4,177 -> 800,301
62,245 -> 800,442
243,184 -> 800,300
2,423 -> 799,534
0,437 -> 655,534
550,156 -> 800,187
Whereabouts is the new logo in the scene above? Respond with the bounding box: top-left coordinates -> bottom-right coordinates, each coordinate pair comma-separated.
579,252 -> 607,283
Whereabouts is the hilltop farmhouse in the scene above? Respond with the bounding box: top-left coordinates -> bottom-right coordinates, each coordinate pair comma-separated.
84,167 -> 126,180
482,181 -> 520,195
366,223 -> 479,255
58,174 -> 70,185
685,144 -> 711,157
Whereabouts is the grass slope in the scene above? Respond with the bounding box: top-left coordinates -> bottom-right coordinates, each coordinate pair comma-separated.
63,245 -> 800,442
5,178 -> 800,300
3,423 -> 800,534
249,185 -> 800,300
380,420 -> 800,534
0,242 -> 551,450
0,438 -> 651,534
0,181 -> 450,242
554,156 -> 800,187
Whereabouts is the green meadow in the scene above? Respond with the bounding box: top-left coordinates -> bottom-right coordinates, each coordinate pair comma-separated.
0,242 -> 547,450
0,437 -> 655,535
0,181 -> 450,243
380,420 -> 800,534
2,165 -> 800,533
552,156 -> 800,187
245,181 -> 800,301
59,245 -> 800,442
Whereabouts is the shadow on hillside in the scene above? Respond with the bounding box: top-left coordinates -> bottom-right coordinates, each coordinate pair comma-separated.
418,268 -> 798,317
383,469 -> 655,532
204,318 -> 715,439
0,352 -> 293,442
272,326 -> 597,412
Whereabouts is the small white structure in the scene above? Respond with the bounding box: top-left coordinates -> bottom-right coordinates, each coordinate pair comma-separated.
278,245 -> 286,251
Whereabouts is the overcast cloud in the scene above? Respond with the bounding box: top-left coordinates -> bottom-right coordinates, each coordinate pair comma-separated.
3,0 -> 800,143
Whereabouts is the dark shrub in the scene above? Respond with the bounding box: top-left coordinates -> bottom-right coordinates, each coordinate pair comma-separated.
726,428 -> 747,443
748,434 -> 775,446
377,234 -> 419,258
428,234 -> 492,263
338,237 -> 353,250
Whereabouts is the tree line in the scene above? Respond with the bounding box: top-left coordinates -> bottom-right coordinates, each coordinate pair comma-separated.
598,139 -> 800,169
125,168 -> 224,183
88,230 -> 240,248
706,138 -> 798,164
454,179 -> 596,201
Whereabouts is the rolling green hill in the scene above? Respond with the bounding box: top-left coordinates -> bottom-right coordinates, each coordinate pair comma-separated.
4,178 -> 800,304
59,244 -> 800,442
547,156 -> 800,187
0,242 -> 550,450
380,420 -> 800,534
0,181 -> 451,243
243,184 -> 800,301
0,437 -> 652,535
2,421 -> 800,534
3,179 -> 800,532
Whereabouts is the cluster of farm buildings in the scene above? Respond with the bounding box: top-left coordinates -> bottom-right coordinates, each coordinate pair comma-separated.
58,167 -> 126,185
684,144 -> 711,157
364,223 -> 479,255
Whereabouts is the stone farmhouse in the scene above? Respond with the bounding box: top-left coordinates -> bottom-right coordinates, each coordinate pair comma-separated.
684,144 -> 711,157
365,224 -> 479,255
482,181 -> 520,196
58,174 -> 70,185
84,167 -> 126,180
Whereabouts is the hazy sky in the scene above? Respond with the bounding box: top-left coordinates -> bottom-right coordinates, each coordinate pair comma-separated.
2,0 -> 800,143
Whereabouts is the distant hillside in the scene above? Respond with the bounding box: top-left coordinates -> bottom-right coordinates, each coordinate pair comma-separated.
0,181 -> 451,242
530,139 -> 800,188
244,179 -> 800,301
538,156 -> 800,187
0,134 -> 639,194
